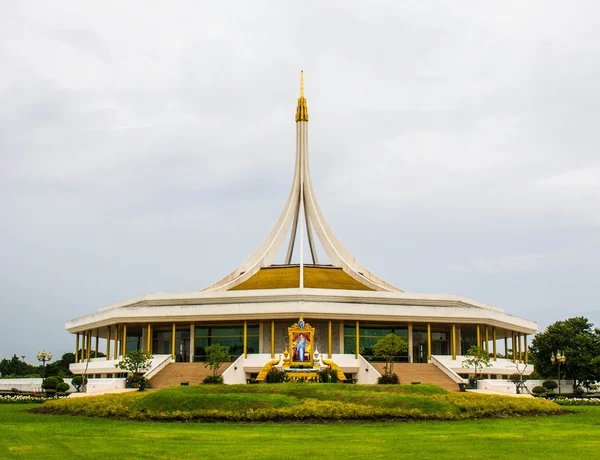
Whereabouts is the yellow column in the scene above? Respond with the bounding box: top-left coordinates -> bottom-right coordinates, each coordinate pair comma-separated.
492,327 -> 497,361
113,325 -> 119,359
328,320 -> 332,359
190,324 -> 194,362
355,321 -> 360,358
105,327 -> 110,360
451,324 -> 456,360
270,321 -> 275,358
243,321 -> 248,358
485,326 -> 489,353
518,333 -> 523,363
504,336 -> 508,360
122,324 -> 127,357
81,331 -> 86,361
171,323 -> 176,360
75,333 -> 79,363
427,323 -> 431,361
147,324 -> 152,353
476,325 -> 481,349
86,332 -> 91,361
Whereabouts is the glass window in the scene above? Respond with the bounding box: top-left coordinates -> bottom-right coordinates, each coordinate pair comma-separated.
193,325 -> 259,362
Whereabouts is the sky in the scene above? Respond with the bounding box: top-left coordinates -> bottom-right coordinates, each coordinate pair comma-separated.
1,1 -> 599,363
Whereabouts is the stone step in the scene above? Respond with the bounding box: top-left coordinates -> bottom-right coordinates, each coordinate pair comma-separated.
148,363 -> 231,389
371,363 -> 460,392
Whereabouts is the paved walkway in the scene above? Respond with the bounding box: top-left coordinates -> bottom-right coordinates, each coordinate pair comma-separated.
466,389 -> 533,398
68,388 -> 137,398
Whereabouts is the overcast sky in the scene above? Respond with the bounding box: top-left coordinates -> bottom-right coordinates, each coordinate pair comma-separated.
1,1 -> 599,363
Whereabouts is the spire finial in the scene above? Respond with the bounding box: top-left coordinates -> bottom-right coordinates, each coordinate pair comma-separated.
295,71 -> 309,122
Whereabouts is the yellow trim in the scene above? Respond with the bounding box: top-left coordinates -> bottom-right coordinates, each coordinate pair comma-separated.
122,324 -> 127,357
271,321 -> 275,358
355,321 -> 360,358
147,324 -> 152,353
451,324 -> 456,360
171,323 -> 176,359
493,327 -> 497,361
427,323 -> 431,361
328,320 -> 332,358
75,333 -> 79,363
477,325 -> 481,348
244,321 -> 248,358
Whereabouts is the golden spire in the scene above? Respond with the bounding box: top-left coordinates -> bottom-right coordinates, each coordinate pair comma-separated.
295,70 -> 309,122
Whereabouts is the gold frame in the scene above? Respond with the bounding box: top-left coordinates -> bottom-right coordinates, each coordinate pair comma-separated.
288,316 -> 315,368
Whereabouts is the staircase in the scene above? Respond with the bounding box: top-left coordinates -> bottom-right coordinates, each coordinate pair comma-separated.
371,363 -> 460,392
148,363 -> 231,389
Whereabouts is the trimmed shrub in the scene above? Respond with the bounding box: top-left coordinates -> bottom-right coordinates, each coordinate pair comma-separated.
56,382 -> 70,393
532,386 -> 547,396
543,380 -> 558,391
42,376 -> 64,391
377,373 -> 400,384
203,375 -> 223,384
266,369 -> 285,383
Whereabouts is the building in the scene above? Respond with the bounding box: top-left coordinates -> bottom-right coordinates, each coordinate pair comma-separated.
67,73 -> 536,387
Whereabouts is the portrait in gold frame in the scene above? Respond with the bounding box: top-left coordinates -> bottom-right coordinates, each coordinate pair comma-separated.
288,316 -> 315,368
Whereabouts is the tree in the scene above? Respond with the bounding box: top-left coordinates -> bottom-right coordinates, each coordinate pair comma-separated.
529,317 -> 600,390
462,346 -> 492,379
115,350 -> 153,376
71,375 -> 87,392
203,344 -> 230,377
372,333 -> 408,375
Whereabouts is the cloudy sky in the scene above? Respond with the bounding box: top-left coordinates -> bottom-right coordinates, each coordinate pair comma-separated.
1,1 -> 599,363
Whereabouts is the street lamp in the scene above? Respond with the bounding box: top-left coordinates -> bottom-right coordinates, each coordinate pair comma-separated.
37,350 -> 52,381
551,351 -> 566,395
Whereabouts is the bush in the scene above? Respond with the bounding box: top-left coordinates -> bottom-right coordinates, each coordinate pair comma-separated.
203,375 -> 223,384
42,376 -> 64,390
265,369 -> 285,383
543,380 -> 558,391
56,382 -> 70,393
532,386 -> 547,396
377,373 -> 400,384
319,368 -> 338,383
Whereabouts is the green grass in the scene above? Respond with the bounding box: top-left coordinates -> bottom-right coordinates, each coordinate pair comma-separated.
1,404 -> 599,459
35,384 -> 561,422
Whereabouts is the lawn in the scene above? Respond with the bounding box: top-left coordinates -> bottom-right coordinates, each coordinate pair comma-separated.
0,404 -> 599,459
34,384 -> 561,422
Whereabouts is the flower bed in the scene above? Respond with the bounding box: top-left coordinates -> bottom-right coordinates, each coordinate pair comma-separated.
0,395 -> 47,404
554,398 -> 600,406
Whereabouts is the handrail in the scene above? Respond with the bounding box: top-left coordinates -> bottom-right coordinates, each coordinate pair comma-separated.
430,355 -> 467,384
144,355 -> 173,380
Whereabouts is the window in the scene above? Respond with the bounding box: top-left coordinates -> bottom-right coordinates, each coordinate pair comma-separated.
344,324 -> 409,362
194,325 -> 259,362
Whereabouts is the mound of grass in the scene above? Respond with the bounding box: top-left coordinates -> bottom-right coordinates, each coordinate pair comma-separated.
34,384 -> 562,422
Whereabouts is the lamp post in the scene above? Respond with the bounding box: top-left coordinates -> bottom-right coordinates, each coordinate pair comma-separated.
37,350 -> 52,381
551,351 -> 566,395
